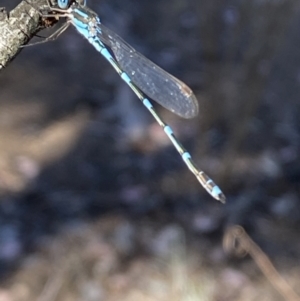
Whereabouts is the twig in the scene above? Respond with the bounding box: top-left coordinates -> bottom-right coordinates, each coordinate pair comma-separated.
224,225 -> 300,301
0,0 -> 56,70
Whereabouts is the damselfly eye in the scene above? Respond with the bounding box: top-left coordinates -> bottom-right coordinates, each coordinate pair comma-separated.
57,0 -> 70,9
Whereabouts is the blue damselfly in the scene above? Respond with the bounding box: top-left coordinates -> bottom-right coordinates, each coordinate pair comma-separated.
36,0 -> 225,202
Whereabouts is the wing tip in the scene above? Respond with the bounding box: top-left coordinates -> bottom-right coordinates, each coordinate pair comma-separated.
182,94 -> 199,119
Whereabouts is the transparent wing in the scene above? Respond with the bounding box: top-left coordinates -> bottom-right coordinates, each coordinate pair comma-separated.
96,24 -> 199,119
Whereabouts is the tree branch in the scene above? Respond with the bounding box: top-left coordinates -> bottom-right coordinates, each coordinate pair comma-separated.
0,0 -> 57,70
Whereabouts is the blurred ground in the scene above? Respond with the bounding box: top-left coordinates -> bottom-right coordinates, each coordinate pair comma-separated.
0,0 -> 300,300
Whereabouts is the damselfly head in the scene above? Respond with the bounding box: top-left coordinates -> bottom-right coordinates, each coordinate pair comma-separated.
57,0 -> 70,9
57,0 -> 87,8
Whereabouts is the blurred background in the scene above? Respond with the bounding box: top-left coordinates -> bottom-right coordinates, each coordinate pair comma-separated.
0,0 -> 300,300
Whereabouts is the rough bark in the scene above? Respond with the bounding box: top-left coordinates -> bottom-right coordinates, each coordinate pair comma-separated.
0,0 -> 57,70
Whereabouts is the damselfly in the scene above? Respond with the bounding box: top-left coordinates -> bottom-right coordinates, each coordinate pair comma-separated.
36,0 -> 226,203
